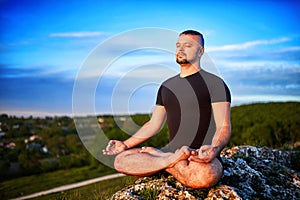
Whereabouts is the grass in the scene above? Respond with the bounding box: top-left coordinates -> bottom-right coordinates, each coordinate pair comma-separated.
0,166 -> 117,200
31,176 -> 137,200
136,187 -> 160,200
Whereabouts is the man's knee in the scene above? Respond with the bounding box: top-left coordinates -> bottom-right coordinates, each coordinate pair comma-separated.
193,159 -> 222,187
114,149 -> 144,173
168,158 -> 223,189
182,169 -> 222,188
114,152 -> 124,172
114,150 -> 134,172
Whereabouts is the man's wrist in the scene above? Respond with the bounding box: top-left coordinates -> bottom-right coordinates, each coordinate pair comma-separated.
123,141 -> 130,149
213,145 -> 222,153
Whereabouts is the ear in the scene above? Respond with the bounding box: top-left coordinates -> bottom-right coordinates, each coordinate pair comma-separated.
198,47 -> 204,58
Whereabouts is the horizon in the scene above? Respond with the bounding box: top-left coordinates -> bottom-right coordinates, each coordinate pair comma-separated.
0,101 -> 298,118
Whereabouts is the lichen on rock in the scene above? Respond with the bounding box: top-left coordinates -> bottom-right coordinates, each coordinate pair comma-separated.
111,146 -> 300,200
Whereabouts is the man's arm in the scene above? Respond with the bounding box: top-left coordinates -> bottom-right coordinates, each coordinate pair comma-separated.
124,105 -> 166,148
103,105 -> 166,155
189,102 -> 231,162
210,101 -> 231,154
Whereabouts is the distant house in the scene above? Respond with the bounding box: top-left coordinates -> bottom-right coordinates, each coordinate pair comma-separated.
24,134 -> 42,143
27,142 -> 41,150
12,124 -> 20,129
0,132 -> 5,138
98,118 -> 104,123
29,135 -> 41,142
119,117 -> 127,121
4,142 -> 16,149
25,134 -> 49,154
41,145 -> 49,154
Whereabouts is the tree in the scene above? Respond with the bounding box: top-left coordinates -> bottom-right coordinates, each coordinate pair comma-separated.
18,150 -> 41,175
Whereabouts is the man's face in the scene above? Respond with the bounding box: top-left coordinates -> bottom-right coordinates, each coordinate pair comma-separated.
176,34 -> 203,65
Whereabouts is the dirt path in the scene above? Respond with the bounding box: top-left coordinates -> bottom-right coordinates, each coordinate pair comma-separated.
10,173 -> 126,200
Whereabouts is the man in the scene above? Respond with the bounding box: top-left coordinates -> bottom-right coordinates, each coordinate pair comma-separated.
103,30 -> 231,188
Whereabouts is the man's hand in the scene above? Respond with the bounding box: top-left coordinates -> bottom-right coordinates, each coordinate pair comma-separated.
188,145 -> 219,163
102,140 -> 128,155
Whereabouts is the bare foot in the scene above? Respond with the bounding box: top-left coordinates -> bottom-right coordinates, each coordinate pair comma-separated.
167,146 -> 191,167
140,147 -> 163,155
139,147 -> 174,158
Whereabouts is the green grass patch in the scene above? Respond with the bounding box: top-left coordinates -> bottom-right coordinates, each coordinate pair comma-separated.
136,187 -> 160,200
0,166 -> 116,200
31,176 -> 137,200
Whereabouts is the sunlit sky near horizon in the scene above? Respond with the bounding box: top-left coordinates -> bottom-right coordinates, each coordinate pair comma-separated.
0,0 -> 299,117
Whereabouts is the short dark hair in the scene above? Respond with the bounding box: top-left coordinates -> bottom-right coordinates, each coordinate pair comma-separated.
179,30 -> 204,47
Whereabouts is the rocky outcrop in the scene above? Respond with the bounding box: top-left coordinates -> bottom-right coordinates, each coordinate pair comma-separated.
111,146 -> 300,200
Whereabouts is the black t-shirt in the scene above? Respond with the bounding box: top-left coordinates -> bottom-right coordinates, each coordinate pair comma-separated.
156,70 -> 231,151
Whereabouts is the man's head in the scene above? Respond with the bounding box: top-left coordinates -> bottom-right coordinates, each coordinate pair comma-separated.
179,30 -> 204,48
176,30 -> 204,65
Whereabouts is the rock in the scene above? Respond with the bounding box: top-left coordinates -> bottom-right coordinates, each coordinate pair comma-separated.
111,146 -> 300,200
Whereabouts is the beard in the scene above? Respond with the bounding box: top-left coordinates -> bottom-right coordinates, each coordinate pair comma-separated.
176,57 -> 190,64
176,52 -> 199,64
176,53 -> 190,64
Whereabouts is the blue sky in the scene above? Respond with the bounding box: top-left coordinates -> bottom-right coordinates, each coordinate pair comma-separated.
0,0 -> 299,116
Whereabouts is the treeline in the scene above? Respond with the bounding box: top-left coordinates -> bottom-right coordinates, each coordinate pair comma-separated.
230,102 -> 300,149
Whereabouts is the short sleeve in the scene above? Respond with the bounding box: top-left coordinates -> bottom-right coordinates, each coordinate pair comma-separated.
156,85 -> 164,106
210,80 -> 231,103
200,70 -> 231,103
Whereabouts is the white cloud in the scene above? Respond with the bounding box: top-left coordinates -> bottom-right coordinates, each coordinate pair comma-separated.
277,46 -> 300,52
214,60 -> 300,71
207,37 -> 291,52
49,31 -> 105,38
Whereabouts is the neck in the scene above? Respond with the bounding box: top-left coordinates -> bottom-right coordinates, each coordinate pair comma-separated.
179,63 -> 201,77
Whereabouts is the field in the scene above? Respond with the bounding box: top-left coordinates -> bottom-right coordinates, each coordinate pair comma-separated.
0,166 -> 124,200
31,176 -> 137,200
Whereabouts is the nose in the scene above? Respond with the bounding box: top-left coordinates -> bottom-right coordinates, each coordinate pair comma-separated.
177,45 -> 184,52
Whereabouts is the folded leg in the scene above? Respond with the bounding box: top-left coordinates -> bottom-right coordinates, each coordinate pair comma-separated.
114,146 -> 190,177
